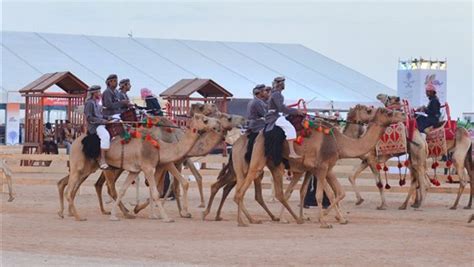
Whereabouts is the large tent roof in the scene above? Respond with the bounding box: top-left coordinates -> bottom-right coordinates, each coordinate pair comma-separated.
1,31 -> 394,109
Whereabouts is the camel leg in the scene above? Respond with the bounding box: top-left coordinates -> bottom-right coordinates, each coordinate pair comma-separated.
167,164 -> 191,218
110,172 -> 138,221
313,167 -> 332,228
465,164 -> 473,209
103,170 -> 135,218
57,175 -> 69,218
146,168 -> 173,222
65,172 -> 89,221
185,159 -> 206,208
399,178 -> 417,210
134,167 -> 166,214
348,160 -> 369,205
271,164 -> 303,224
326,171 -> 348,224
278,172 -> 303,224
450,159 -> 467,210
215,182 -> 236,221
234,167 -> 261,227
95,170 -> 127,215
202,167 -> 234,220
299,172 -> 312,221
254,172 -> 279,222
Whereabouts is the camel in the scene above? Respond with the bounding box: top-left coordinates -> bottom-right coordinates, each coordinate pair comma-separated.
130,110 -> 246,215
201,105 -> 375,223
348,96 -> 472,210
0,159 -> 14,202
57,103 -> 232,218
234,106 -> 405,227
59,113 -> 220,221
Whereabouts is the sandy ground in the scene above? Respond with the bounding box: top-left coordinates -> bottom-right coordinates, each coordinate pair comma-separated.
1,175 -> 473,267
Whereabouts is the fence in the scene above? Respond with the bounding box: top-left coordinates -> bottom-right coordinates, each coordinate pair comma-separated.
0,145 -> 467,195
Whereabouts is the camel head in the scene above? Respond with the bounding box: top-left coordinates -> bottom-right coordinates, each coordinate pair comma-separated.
372,107 -> 406,127
347,104 -> 376,124
215,113 -> 246,131
188,113 -> 221,134
190,103 -> 220,116
376,93 -> 401,109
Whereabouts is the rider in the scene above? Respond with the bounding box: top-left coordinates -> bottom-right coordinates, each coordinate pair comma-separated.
245,84 -> 271,161
141,88 -> 163,116
265,77 -> 304,159
102,74 -> 132,119
84,85 -> 110,169
118,78 -> 132,114
416,84 -> 441,134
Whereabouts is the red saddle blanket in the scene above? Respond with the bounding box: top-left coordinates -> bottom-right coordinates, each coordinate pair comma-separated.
426,120 -> 457,158
376,122 -> 407,156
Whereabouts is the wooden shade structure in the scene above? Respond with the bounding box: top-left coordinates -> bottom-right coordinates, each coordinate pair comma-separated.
19,72 -> 88,161
160,78 -> 233,126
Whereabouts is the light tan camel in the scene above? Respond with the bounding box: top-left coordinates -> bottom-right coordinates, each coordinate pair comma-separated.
348,96 -> 472,210
201,105 -> 375,223
0,159 -> 14,202
59,114 -> 219,221
131,110 -> 246,215
57,103 -> 228,218
234,107 -> 405,227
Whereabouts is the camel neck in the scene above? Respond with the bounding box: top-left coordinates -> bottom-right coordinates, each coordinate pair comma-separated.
159,127 -> 201,163
187,130 -> 225,157
342,122 -> 365,138
335,122 -> 385,159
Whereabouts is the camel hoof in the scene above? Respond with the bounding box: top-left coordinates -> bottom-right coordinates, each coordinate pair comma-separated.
109,216 -> 120,221
201,211 -> 208,221
215,216 -> 224,221
163,218 -> 175,223
449,206 -> 457,210
280,219 -> 290,224
76,217 -> 87,221
57,211 -> 64,219
296,219 -> 305,225
250,219 -> 262,224
238,223 -> 249,227
398,205 -> 407,210
320,224 -> 332,229
198,203 -> 205,208
271,217 -> 280,222
8,196 -> 14,202
133,207 -> 141,214
101,211 -> 111,215
181,213 -> 192,219
463,205 -> 472,210
355,199 -> 364,205
376,205 -> 387,210
338,219 -> 349,225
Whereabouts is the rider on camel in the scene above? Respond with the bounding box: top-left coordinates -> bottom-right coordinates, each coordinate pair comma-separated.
84,85 -> 110,169
265,77 -> 304,159
102,74 -> 132,119
416,84 -> 441,134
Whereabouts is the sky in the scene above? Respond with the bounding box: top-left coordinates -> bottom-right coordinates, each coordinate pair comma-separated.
1,0 -> 473,117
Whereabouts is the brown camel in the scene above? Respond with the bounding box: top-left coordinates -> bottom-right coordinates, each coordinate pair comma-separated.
348,96 -> 472,210
0,159 -> 14,202
202,105 -> 375,223
59,114 -> 219,221
234,106 -> 405,227
131,110 -> 246,215
57,103 -> 230,218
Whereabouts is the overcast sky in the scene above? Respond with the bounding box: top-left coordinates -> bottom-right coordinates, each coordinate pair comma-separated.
1,0 -> 473,116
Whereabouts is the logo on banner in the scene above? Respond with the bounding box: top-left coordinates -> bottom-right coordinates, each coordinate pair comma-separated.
403,72 -> 415,88
425,74 -> 443,91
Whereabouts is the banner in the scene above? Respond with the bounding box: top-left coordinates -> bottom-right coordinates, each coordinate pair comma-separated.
5,103 -> 20,145
398,69 -> 447,108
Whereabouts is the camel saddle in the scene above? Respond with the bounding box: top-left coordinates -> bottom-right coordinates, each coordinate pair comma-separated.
376,122 -> 407,156
286,114 -> 305,131
425,120 -> 456,158
106,108 -> 139,138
